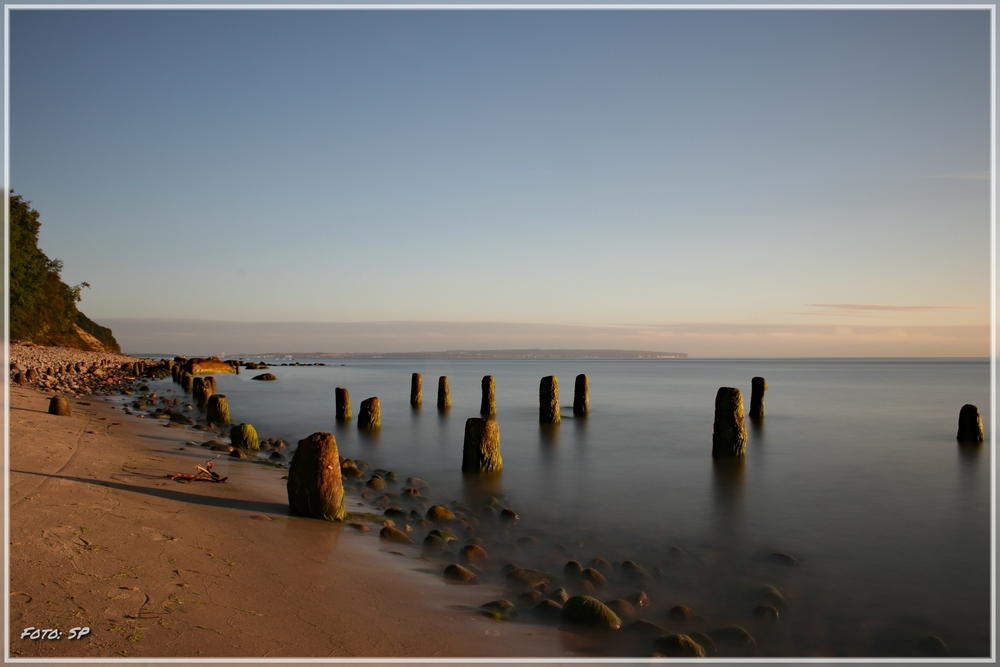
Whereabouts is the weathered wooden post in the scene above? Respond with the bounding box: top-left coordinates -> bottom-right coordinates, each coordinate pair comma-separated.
192,377 -> 205,405
14,372 -> 26,386
48,396 -> 71,416
287,432 -> 346,521
481,375 -> 496,416
712,387 -> 746,457
437,376 -> 451,410
573,374 -> 589,416
957,404 -> 984,444
749,377 -> 767,419
410,373 -> 422,408
336,387 -> 352,421
358,397 -> 380,430
206,394 -> 230,425
205,376 -> 217,392
540,376 -> 560,424
181,372 -> 193,393
463,418 -> 502,473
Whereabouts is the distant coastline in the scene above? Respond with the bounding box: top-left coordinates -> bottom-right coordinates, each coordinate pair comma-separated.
129,349 -> 689,360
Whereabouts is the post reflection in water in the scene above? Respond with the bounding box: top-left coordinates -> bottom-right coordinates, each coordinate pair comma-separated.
539,423 -> 560,448
711,457 -> 746,545
957,440 -> 985,486
461,471 -> 503,506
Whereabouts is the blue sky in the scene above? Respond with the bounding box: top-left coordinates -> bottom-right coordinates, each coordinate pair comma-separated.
6,8 -> 992,356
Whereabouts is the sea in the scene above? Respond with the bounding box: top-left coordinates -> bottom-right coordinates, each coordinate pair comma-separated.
142,357 -> 992,657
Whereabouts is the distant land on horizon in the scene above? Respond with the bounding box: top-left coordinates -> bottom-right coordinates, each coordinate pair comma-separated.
127,349 -> 688,360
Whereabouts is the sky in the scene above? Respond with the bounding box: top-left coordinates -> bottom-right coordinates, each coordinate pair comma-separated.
6,7 -> 993,356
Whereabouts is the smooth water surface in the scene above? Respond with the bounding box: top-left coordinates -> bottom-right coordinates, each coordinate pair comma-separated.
149,358 -> 991,656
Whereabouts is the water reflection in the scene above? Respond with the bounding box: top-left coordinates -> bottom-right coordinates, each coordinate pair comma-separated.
461,471 -> 503,505
711,457 -> 746,542
358,429 -> 381,446
957,441 -> 985,486
540,424 -> 560,448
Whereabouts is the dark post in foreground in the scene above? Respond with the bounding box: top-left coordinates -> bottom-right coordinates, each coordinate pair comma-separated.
712,387 -> 746,457
48,396 -> 71,416
463,418 -> 502,473
957,404 -> 984,444
574,374 -> 589,416
287,431 -> 346,521
358,397 -> 381,430
336,387 -> 352,421
540,376 -> 560,424
410,373 -> 422,408
481,375 -> 496,416
749,376 -> 767,419
206,394 -> 230,425
437,376 -> 451,410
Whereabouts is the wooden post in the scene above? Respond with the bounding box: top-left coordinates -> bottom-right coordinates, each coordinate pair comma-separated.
358,397 -> 380,430
749,377 -> 767,419
712,387 -> 746,458
481,375 -> 496,416
539,376 -> 560,424
410,373 -> 422,408
437,376 -> 451,410
463,418 -> 502,473
573,374 -> 589,416
336,387 -> 352,421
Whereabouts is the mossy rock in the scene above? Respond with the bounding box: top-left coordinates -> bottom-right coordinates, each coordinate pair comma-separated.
461,544 -> 489,565
624,619 -> 664,637
366,476 -> 386,490
383,506 -> 406,520
429,529 -> 456,543
342,465 -> 364,478
667,605 -> 700,623
548,588 -> 570,605
653,634 -> 706,657
561,595 -> 622,630
480,599 -> 516,620
210,443 -> 234,452
231,423 -> 259,451
286,432 -> 346,522
252,373 -> 277,381
581,568 -> 607,588
422,534 -> 448,556
506,568 -> 553,589
443,563 -> 476,583
689,632 -> 717,655
754,585 -> 786,607
709,626 -> 756,652
426,505 -> 455,522
563,560 -> 583,579
530,599 -> 563,624
379,526 -> 414,544
627,591 -> 650,609
169,412 -> 190,424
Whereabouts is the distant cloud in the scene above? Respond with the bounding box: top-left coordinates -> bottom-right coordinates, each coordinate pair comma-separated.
806,303 -> 976,313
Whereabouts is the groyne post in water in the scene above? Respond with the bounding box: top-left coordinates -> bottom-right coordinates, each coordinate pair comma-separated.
539,376 -> 560,424
287,432 -> 346,521
573,374 -> 589,416
481,375 -> 496,416
181,372 -> 193,393
712,387 -> 746,457
463,418 -> 502,473
192,377 -> 205,405
231,423 -> 259,450
206,394 -> 230,425
749,377 -> 767,419
48,396 -> 71,416
957,404 -> 984,444
358,397 -> 381,430
410,373 -> 422,408
336,387 -> 352,421
438,376 -> 451,410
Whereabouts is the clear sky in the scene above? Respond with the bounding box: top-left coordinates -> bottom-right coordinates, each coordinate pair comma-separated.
7,7 -> 993,356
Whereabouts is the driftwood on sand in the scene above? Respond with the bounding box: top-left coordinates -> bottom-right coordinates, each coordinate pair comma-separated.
167,457 -> 228,483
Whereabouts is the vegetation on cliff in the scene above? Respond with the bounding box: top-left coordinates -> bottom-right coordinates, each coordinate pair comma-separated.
9,192 -> 121,353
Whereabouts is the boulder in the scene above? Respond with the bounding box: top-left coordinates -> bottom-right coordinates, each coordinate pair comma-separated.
653,634 -> 706,658
561,595 -> 622,630
252,373 -> 277,381
443,563 -> 476,583
380,526 -> 414,543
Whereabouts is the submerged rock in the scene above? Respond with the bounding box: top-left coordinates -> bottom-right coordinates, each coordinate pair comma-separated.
480,599 -> 516,620
753,605 -> 779,622
426,505 -> 455,522
689,632 -> 717,655
379,526 -> 414,544
252,373 -> 277,381
530,599 -> 563,624
654,634 -> 706,658
709,626 -> 756,653
605,599 -> 636,622
624,619 -> 664,636
443,563 -> 477,583
461,544 -> 489,565
561,595 -> 622,630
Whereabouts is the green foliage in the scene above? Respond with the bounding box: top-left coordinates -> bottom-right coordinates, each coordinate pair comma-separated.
8,192 -> 119,351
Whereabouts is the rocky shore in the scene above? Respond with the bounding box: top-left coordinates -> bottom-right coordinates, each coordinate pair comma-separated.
9,341 -> 149,396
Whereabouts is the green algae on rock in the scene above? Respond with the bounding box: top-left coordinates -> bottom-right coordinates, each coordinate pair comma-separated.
561,595 -> 621,630
230,423 -> 259,451
287,431 -> 346,521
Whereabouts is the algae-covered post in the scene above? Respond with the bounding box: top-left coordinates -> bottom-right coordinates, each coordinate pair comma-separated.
410,373 -> 422,408
48,396 -> 71,416
336,387 -> 352,421
358,397 -> 381,430
481,375 -> 496,416
462,417 -> 502,473
539,376 -> 560,424
192,377 -> 205,405
231,423 -> 259,450
287,431 -> 346,521
181,372 -> 193,393
957,404 -> 984,444
749,377 -> 767,419
206,394 -> 231,425
573,374 -> 589,416
437,376 -> 451,410
712,387 -> 746,457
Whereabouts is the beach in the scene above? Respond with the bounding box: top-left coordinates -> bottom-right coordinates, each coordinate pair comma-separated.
7,354 -> 589,661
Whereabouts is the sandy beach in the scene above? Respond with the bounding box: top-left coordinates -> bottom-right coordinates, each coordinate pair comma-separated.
7,368 -> 591,662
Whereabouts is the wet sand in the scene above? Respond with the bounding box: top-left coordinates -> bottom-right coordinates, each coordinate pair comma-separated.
7,385 -> 590,661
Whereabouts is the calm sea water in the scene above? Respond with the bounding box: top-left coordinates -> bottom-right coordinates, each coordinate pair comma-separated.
147,358 -> 992,657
